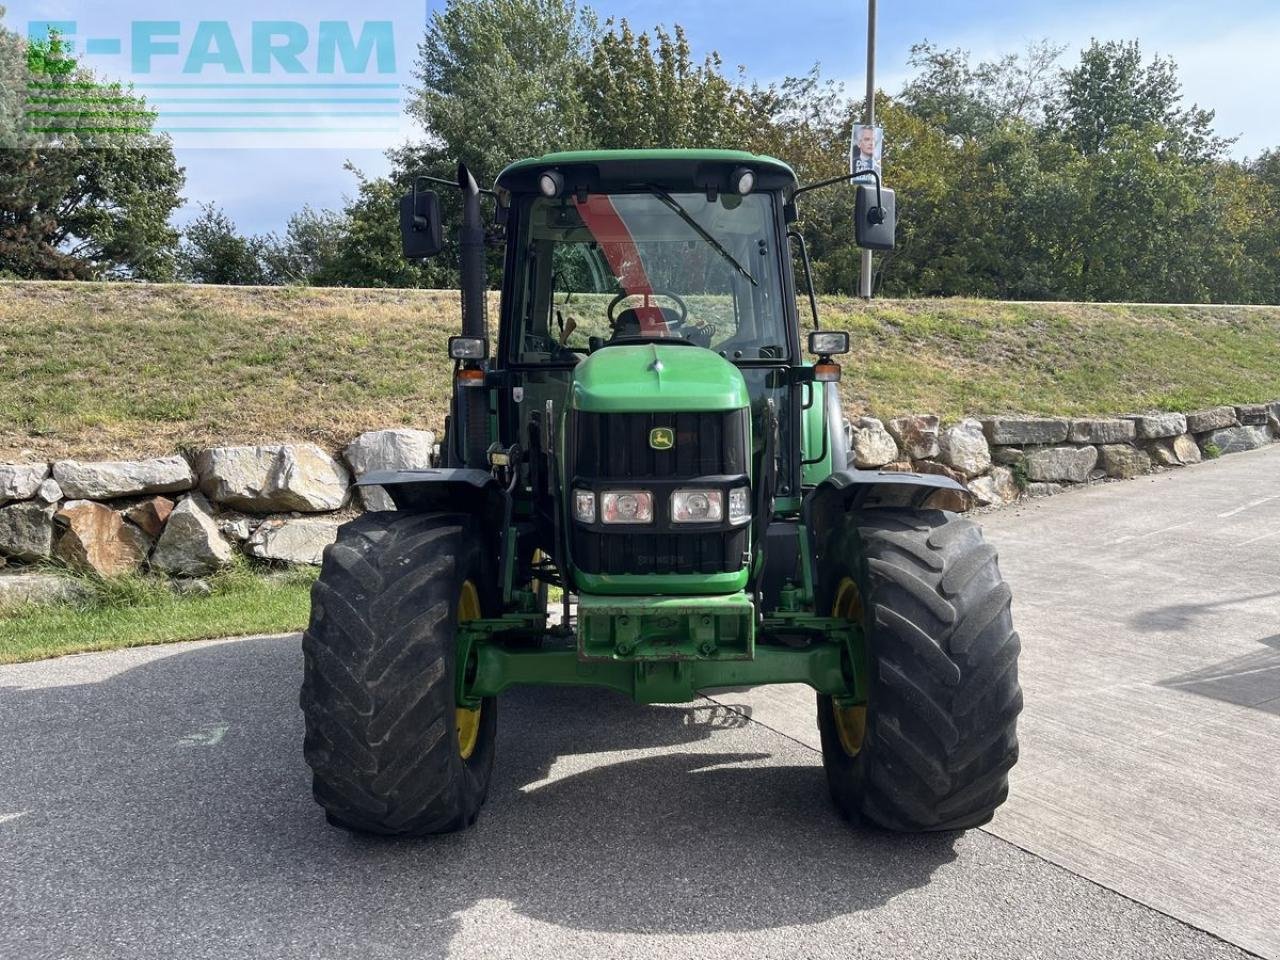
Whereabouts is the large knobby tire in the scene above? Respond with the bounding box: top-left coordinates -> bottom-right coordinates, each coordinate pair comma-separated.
300,512 -> 497,836
816,508 -> 1022,831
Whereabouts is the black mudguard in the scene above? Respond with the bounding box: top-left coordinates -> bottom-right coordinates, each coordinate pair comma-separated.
801,467 -> 971,609
357,468 -> 504,514
808,466 -> 968,513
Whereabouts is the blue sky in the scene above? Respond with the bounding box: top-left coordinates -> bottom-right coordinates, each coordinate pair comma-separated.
10,0 -> 1280,234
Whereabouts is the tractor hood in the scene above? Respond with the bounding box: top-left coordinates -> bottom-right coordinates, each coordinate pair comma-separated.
571,344 -> 749,413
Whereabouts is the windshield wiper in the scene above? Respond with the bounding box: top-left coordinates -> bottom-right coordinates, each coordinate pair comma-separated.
644,185 -> 758,287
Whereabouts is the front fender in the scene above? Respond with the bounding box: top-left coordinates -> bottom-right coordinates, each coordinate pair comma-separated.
357,467 -> 503,513
808,467 -> 968,512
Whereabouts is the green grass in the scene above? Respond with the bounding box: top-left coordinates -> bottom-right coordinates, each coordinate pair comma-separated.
0,565 -> 317,664
3,281 -> 1280,461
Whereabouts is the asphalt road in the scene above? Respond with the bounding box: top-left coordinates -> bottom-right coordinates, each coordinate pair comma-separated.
714,443 -> 1280,959
2,448 -> 1277,960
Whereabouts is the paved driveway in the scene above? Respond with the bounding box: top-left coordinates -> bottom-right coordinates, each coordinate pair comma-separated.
3,447 -> 1278,959
713,443 -> 1280,958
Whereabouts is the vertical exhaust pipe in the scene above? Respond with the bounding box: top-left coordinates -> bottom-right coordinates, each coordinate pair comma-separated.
458,161 -> 487,338
456,161 -> 489,466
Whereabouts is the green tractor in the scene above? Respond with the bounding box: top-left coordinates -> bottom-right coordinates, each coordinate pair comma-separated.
300,150 -> 1021,835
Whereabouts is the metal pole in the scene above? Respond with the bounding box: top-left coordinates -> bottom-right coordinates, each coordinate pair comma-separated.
859,0 -> 877,299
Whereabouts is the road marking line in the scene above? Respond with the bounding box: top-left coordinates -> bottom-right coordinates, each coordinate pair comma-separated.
1114,521 -> 1191,545
178,723 -> 229,747
1239,528 -> 1280,546
1218,495 -> 1279,518
0,811 -> 29,825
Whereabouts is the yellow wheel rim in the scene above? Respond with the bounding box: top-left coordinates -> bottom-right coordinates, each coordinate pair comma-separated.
832,577 -> 868,758
456,580 -> 482,761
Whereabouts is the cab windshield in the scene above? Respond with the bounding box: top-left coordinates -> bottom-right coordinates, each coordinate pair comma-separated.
511,191 -> 789,363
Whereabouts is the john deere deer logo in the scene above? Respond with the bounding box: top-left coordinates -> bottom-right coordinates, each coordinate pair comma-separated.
649,427 -> 674,450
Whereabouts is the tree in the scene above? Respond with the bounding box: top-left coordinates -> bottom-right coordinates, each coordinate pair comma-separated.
1,15 -> 184,280
177,205 -> 270,285
409,0 -> 594,180
578,20 -> 761,150
900,40 -> 1064,139
1047,39 -> 1229,161
262,206 -> 349,286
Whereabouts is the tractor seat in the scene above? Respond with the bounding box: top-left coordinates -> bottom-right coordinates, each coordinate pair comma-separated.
611,306 -> 683,339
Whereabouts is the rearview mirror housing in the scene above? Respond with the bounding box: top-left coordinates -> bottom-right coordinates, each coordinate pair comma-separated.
854,184 -> 896,251
400,188 -> 443,260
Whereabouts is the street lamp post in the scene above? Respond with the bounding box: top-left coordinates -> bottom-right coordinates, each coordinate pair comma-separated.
859,0 -> 877,299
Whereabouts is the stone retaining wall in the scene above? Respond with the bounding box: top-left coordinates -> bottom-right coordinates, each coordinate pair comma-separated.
0,429 -> 436,580
1,401 -> 1278,584
848,401 -> 1280,511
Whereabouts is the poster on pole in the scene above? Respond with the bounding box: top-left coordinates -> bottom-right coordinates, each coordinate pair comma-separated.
850,124 -> 883,181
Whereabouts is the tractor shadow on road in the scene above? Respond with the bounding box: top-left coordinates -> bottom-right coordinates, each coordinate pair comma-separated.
0,634 -> 962,956
1156,633 -> 1280,716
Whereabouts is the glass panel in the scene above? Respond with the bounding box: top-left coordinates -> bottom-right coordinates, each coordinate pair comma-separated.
511,192 -> 788,364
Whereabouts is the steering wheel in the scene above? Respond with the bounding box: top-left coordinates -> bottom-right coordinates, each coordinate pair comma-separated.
607,290 -> 689,329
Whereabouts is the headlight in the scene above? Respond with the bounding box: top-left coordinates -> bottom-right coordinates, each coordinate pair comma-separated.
671,489 -> 724,523
808,331 -> 851,355
601,490 -> 653,524
728,486 -> 751,523
573,489 -> 596,524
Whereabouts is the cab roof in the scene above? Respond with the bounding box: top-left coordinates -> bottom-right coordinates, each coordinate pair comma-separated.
494,149 -> 797,195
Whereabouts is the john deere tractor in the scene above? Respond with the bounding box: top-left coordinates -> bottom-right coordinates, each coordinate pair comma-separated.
300,150 -> 1021,835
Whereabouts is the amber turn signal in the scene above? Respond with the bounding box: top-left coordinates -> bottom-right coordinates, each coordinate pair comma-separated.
814,361 -> 842,382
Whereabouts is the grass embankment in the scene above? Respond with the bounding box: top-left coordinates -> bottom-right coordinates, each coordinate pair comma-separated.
3,280 -> 1280,460
0,565 -> 317,664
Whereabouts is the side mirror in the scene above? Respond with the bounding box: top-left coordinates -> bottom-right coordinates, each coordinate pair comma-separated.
854,184 -> 896,251
399,188 -> 443,260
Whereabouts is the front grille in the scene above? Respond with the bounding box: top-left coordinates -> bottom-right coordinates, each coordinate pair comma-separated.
570,409 -> 750,577
573,410 -> 749,479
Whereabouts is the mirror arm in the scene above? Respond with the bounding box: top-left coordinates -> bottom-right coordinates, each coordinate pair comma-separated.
414,174 -> 498,199
787,230 -> 821,330
793,169 -> 882,207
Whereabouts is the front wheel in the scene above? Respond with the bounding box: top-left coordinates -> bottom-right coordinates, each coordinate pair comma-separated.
817,509 -> 1022,831
300,512 -> 497,836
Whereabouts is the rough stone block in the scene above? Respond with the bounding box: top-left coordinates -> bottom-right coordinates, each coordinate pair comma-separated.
0,501 -> 57,562
197,444 -> 350,514
1024,445 -> 1098,484
849,417 -> 899,469
1185,406 -> 1238,434
1234,404 -> 1269,426
1097,444 -> 1153,479
0,571 -> 87,611
246,519 -> 341,565
1149,434 -> 1203,467
1121,413 -> 1187,440
886,415 -> 940,460
968,467 -> 1020,507
53,500 -> 149,577
980,416 -> 1068,446
124,496 -> 176,539
151,495 -> 234,576
1200,425 -> 1271,456
1067,419 -> 1137,444
52,457 -> 195,500
0,463 -> 50,506
938,419 -> 991,478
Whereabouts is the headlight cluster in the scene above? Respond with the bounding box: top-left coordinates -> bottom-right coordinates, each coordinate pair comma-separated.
573,487 -> 750,525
